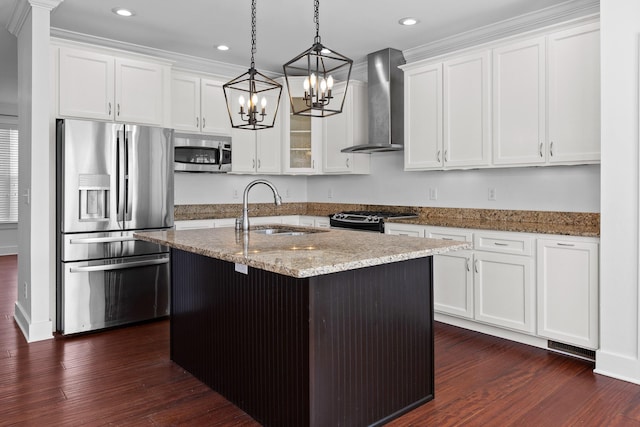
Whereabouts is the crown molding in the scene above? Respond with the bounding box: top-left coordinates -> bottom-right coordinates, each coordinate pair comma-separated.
51,27 -> 259,79
403,0 -> 599,64
6,0 -> 63,36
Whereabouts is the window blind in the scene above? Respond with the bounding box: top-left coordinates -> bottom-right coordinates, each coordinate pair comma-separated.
0,125 -> 18,222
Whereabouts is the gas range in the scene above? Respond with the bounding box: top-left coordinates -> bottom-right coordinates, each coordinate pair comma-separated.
329,210 -> 418,233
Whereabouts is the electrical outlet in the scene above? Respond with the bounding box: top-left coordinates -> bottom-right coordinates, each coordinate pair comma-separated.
429,187 -> 438,201
285,188 -> 291,198
328,188 -> 333,199
23,282 -> 28,300
232,189 -> 239,199
488,187 -> 497,201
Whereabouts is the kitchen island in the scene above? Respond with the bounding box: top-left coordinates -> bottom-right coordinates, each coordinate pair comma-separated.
135,225 -> 469,427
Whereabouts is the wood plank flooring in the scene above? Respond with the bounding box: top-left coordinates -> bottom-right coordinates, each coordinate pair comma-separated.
2,254 -> 640,426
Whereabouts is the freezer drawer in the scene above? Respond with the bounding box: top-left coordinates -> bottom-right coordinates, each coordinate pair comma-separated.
58,253 -> 170,334
61,230 -> 169,262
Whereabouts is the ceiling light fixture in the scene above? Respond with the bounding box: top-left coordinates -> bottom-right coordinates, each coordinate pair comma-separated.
282,0 -> 352,117
216,45 -> 230,51
112,8 -> 135,17
399,17 -> 419,26
223,0 -> 282,130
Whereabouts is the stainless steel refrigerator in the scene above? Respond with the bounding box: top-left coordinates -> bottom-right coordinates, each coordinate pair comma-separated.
56,118 -> 174,335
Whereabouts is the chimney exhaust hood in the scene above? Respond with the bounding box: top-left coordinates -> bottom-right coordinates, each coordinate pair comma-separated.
341,48 -> 406,153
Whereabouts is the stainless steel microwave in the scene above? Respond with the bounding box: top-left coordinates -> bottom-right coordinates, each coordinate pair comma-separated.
174,133 -> 231,173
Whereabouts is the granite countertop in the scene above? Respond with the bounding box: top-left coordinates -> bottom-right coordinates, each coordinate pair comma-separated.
135,225 -> 470,278
174,203 -> 600,237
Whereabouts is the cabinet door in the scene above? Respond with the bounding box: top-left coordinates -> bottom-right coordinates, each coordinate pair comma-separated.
537,239 -> 599,349
404,64 -> 443,170
434,251 -> 474,319
255,90 -> 282,174
171,73 -> 200,132
231,129 -> 256,173
115,58 -> 164,125
493,38 -> 546,165
322,86 -> 352,173
201,79 -> 232,135
474,251 -> 535,334
548,23 -> 600,164
443,51 -> 491,168
58,47 -> 114,120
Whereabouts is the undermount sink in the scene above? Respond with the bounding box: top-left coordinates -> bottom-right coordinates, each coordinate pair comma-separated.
252,227 -> 328,236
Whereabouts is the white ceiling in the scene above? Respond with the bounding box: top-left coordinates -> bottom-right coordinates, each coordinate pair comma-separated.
0,0 -> 584,108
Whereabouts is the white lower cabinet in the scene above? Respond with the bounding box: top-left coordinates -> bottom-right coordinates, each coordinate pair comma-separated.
386,222 -> 598,351
537,238 -> 599,349
473,251 -> 535,334
433,250 -> 474,319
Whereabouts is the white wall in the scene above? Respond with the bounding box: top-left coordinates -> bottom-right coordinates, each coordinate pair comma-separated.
174,173 -> 308,205
308,153 -> 600,212
596,0 -> 640,384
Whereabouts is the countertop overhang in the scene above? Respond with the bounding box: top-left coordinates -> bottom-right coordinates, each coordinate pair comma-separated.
135,225 -> 470,278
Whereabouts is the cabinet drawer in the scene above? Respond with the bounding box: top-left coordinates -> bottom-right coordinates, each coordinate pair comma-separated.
474,232 -> 534,256
385,223 -> 425,237
427,227 -> 473,242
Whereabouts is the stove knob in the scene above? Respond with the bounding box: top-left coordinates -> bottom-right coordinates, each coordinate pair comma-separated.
366,215 -> 373,222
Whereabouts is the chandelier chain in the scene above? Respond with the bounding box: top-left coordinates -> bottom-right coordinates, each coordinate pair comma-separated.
314,0 -> 321,44
250,0 -> 257,68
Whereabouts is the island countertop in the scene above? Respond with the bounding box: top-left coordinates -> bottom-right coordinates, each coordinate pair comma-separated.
135,225 -> 470,278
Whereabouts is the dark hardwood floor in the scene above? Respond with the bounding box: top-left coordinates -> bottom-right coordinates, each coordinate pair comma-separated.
2,254 -> 640,426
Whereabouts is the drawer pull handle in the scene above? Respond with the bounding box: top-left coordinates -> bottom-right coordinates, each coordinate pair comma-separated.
557,242 -> 575,247
493,242 -> 509,246
441,237 -> 454,240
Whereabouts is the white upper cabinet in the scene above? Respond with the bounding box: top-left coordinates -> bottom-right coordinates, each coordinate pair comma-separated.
443,51 -> 491,168
171,73 -> 231,135
231,89 -> 281,174
58,46 -> 167,126
322,81 -> 370,174
404,63 -> 443,170
402,20 -> 600,171
58,48 -> 115,121
547,23 -> 601,164
492,37 -> 546,166
115,58 -> 165,126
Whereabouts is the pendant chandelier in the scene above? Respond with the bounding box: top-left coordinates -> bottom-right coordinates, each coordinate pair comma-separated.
223,0 -> 282,130
282,0 -> 353,117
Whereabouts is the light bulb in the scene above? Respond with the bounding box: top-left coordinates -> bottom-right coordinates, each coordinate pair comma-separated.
320,78 -> 327,93
303,78 -> 310,91
251,94 -> 258,107
327,75 -> 334,89
310,73 -> 317,87
261,97 -> 267,108
238,95 -> 245,106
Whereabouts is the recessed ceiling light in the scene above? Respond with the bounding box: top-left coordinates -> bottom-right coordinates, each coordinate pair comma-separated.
216,45 -> 230,51
399,17 -> 419,26
112,8 -> 135,17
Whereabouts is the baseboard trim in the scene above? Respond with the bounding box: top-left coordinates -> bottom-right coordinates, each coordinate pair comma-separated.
14,301 -> 53,343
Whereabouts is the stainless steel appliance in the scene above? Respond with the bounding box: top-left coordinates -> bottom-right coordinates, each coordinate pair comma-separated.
341,48 -> 406,153
56,118 -> 174,335
330,210 -> 418,233
174,132 -> 231,173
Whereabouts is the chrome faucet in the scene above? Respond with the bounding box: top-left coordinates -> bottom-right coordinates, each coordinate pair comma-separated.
238,179 -> 282,232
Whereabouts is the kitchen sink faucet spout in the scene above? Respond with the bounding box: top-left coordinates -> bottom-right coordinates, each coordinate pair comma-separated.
239,179 -> 282,232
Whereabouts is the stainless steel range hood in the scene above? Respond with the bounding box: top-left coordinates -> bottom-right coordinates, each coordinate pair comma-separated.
341,48 -> 406,153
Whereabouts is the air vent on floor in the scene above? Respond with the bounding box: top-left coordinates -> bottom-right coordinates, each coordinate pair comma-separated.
548,340 -> 595,362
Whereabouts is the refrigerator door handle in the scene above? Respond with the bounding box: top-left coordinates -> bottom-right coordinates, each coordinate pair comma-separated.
69,257 -> 169,273
115,131 -> 120,217
69,236 -> 136,244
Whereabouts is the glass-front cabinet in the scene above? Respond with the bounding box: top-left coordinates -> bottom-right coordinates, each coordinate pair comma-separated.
282,78 -> 321,174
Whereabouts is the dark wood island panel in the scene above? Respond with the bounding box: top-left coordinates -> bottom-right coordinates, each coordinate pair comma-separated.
170,248 -> 434,427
